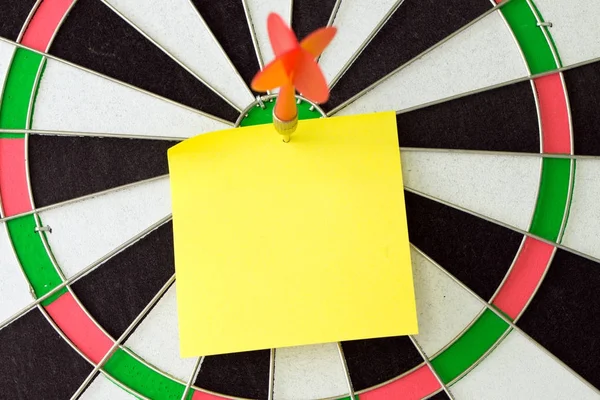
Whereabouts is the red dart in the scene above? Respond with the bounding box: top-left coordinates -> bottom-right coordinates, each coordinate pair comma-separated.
251,13 -> 337,122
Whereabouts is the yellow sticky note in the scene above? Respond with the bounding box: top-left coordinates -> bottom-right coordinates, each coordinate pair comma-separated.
169,111 -> 417,357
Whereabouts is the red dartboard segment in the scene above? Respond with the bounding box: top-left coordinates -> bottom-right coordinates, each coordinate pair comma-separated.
45,292 -> 114,364
191,390 -> 229,400
0,2 -> 130,396
351,0 -> 576,396
535,73 -> 572,154
21,0 -> 75,52
427,0 -> 573,388
0,0 -> 75,217
0,30 -> 236,400
359,364 -> 441,400
0,138 -> 30,216
492,237 -> 555,320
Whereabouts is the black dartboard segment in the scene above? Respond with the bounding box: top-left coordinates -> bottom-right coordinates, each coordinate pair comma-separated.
71,222 -> 174,339
0,0 -> 598,397
396,81 -> 539,152
0,309 -> 92,398
195,350 -> 271,399
341,336 -> 422,391
517,249 -> 600,389
292,0 -> 338,40
325,0 -> 492,110
564,61 -> 600,156
191,0 -> 260,91
0,0 -> 37,41
405,191 -> 522,300
28,135 -> 177,207
48,0 -> 238,122
427,390 -> 452,400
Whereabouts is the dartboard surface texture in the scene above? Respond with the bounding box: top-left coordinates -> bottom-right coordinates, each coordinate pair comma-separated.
0,0 -> 599,399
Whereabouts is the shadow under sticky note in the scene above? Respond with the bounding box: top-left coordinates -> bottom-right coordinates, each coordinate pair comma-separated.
168,111 -> 417,357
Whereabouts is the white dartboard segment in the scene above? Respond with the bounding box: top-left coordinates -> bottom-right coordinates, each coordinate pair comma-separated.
534,0 -> 600,67
561,159 -> 600,260
102,0 -> 253,110
273,343 -> 349,400
0,40 -> 14,101
451,330 -> 599,399
411,249 -> 483,357
80,373 -> 137,400
124,284 -> 196,382
0,222 -> 33,323
244,0 -> 292,67
39,177 -> 171,279
337,11 -> 528,116
318,0 -> 398,86
401,151 -> 541,232
32,58 -> 229,138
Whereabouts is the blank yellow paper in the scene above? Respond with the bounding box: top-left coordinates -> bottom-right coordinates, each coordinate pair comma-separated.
169,111 -> 417,357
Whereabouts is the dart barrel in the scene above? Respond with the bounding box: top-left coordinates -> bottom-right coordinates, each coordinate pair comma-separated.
272,110 -> 298,142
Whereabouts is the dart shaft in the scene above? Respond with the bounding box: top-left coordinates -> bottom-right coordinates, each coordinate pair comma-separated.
273,84 -> 298,142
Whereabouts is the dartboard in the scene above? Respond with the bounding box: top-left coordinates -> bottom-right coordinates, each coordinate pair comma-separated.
1,0 -> 599,399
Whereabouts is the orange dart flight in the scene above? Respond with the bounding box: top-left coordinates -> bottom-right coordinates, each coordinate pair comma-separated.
251,13 -> 336,122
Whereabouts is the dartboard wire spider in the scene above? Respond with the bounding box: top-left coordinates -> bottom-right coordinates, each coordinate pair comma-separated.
404,187 -> 600,266
408,336 -> 455,399
0,128 -> 184,141
98,0 -> 251,112
325,0 -> 407,92
0,36 -> 233,126
181,356 -> 204,400
0,215 -> 172,332
3,29 -> 600,132
3,6 -> 600,139
268,348 -> 276,400
70,275 -> 176,399
5,176 -> 600,338
241,0 -> 265,70
185,0 -> 255,101
411,245 -> 600,396
337,342 -> 357,399
1,0 -> 598,398
0,175 -> 168,224
327,0 -> 511,116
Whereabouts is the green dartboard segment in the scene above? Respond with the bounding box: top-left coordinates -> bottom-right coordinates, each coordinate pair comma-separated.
0,48 -> 43,130
529,158 -> 572,242
240,98 -> 322,127
6,215 -> 66,305
104,349 -> 192,400
500,0 -> 557,75
430,309 -> 510,384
